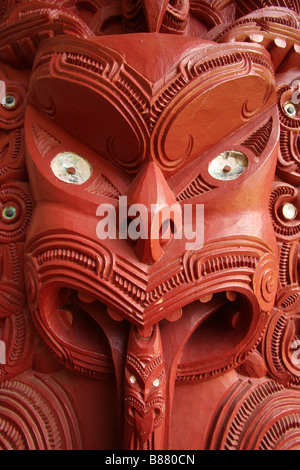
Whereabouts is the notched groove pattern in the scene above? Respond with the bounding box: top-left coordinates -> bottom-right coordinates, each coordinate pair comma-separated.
32,122 -> 60,156
85,174 -> 120,199
242,117 -> 273,156
199,255 -> 259,277
224,381 -> 284,450
113,271 -> 187,307
177,174 -> 216,201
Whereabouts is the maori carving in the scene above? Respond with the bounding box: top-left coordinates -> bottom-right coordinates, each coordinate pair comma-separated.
0,62 -> 33,381
276,74 -> 300,186
77,0 -> 237,36
0,1 -> 93,68
0,65 -> 29,182
207,376 -> 300,450
0,371 -> 82,449
124,324 -> 166,450
0,0 -> 299,451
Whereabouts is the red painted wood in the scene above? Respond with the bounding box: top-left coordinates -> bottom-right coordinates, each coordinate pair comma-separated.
0,0 -> 299,450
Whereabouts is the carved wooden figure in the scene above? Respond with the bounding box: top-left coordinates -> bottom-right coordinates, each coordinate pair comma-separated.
0,0 -> 299,450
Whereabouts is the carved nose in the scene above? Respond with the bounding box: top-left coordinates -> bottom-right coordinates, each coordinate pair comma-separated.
123,162 -> 181,264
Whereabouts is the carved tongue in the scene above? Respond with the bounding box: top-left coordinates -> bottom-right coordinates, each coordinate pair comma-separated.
141,0 -> 170,32
134,409 -> 155,448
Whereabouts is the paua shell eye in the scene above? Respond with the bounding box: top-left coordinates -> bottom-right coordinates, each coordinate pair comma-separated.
283,101 -> 298,118
51,152 -> 93,185
281,202 -> 298,221
1,94 -> 17,109
2,205 -> 17,221
208,151 -> 248,181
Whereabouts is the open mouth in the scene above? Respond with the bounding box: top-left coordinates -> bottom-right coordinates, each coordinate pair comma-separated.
175,291 -> 254,380
34,286 -> 258,381
25,233 -> 276,379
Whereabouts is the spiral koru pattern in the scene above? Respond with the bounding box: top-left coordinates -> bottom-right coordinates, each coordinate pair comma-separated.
207,378 -> 300,450
0,184 -> 32,243
277,85 -> 300,132
263,308 -> 300,388
269,184 -> 300,241
253,254 -> 279,312
0,375 -> 81,449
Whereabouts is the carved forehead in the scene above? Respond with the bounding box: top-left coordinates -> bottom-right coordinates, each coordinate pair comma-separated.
29,31 -> 275,91
27,32 -> 277,175
89,33 -> 213,83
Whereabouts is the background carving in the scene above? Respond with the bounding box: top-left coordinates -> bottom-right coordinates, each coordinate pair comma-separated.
0,0 -> 299,450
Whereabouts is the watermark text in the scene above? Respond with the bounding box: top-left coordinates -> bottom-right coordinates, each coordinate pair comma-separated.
96,197 -> 204,251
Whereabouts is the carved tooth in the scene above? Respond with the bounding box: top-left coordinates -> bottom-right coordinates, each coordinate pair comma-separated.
268,38 -> 289,72
166,309 -> 182,323
248,33 -> 265,45
247,33 -> 273,49
77,291 -> 94,303
226,311 -> 242,330
59,308 -> 74,328
226,291 -> 238,302
199,294 -> 213,303
277,43 -> 300,73
107,307 -> 124,322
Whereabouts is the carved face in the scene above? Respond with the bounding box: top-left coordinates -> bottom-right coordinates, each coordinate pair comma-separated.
24,32 -> 279,380
1,0 -> 300,452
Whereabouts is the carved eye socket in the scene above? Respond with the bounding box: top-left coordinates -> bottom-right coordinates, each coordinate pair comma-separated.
1,94 -> 17,109
208,151 -> 248,181
1,205 -> 17,221
51,152 -> 92,185
283,101 -> 298,118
